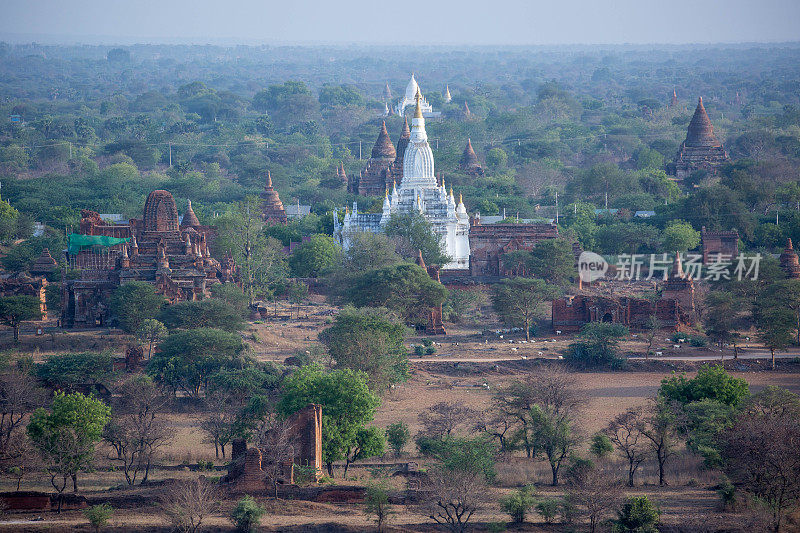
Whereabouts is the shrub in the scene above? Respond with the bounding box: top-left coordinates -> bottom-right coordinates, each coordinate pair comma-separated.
161,479 -> 219,533
83,503 -> 113,533
414,345 -> 425,357
717,478 -> 737,511
536,498 -> 561,523
229,495 -> 265,533
501,485 -> 536,523
611,496 -> 660,533
365,479 -> 393,532
425,346 -> 436,355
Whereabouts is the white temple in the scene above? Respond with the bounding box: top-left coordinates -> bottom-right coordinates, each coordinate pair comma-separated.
394,74 -> 435,117
336,91 -> 470,270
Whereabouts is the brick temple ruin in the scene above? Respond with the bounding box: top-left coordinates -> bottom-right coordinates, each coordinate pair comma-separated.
552,254 -> 696,332
700,226 -> 739,264
225,404 -> 323,493
61,190 -> 236,328
466,219 -> 559,277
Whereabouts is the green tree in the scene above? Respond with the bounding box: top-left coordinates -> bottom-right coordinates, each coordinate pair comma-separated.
384,212 -> 450,266
346,263 -> 447,326
214,197 -> 288,306
158,299 -> 244,332
365,478 -> 393,532
27,392 -> 111,508
109,282 -> 165,333
659,364 -> 749,407
319,306 -> 408,393
210,283 -> 250,317
565,322 -> 629,368
528,238 -> 576,286
757,306 -> 795,370
343,426 -> 385,478
147,328 -> 246,398
703,291 -> 742,353
289,234 -> 343,278
385,421 -> 410,457
36,352 -> 115,390
491,278 -> 559,341
662,220 -> 700,252
277,365 -> 380,477
0,295 -> 42,342
135,319 -> 167,360
486,147 -> 508,170
501,485 -> 536,523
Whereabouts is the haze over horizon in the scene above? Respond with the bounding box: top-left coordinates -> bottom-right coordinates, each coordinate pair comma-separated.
2,0 -> 800,46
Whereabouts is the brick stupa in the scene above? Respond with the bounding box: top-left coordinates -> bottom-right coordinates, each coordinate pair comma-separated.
260,171 -> 287,224
358,121 -> 397,196
460,138 -> 484,176
780,239 -> 800,279
668,97 -> 729,180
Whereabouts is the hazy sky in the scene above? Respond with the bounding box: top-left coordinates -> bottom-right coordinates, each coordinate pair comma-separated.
2,0 -> 799,45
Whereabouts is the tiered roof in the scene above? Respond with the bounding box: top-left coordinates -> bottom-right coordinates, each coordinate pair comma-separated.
30,248 -> 57,275
180,200 -> 200,228
460,139 -> 483,176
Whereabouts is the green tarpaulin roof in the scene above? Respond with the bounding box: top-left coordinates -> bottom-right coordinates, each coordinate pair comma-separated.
67,234 -> 130,255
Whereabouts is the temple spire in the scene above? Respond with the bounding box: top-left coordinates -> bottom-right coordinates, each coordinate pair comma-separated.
685,97 -> 720,147
371,121 -> 396,159
414,88 -> 423,119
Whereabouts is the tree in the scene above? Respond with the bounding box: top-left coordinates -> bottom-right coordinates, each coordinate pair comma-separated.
109,282 -> 165,333
659,364 -> 749,407
528,238 -> 576,286
158,299 -> 244,332
605,408 -> 648,487
343,426 -> 385,478
385,421 -> 410,457
589,434 -> 613,458
199,391 -> 239,459
347,263 -> 448,326
319,306 -> 407,393
0,369 -> 44,466
36,352 -> 115,391
365,478 -> 393,532
704,291 -> 742,354
662,220 -> 700,252
277,365 -> 380,477
161,479 -> 219,533
214,197 -> 288,306
491,278 -> 558,341
642,398 -> 684,486
417,401 -> 478,445
642,315 -> 661,359
565,322 -> 629,368
720,387 -> 800,532
27,392 -> 111,509
501,485 -> 536,523
567,466 -> 623,533
210,283 -> 250,317
289,234 -> 343,278
385,212 -> 450,266
254,413 -> 296,497
757,300 -> 797,369
611,496 -> 661,533
103,376 -> 171,485
135,319 -> 167,360
147,328 -> 246,398
0,295 -> 42,342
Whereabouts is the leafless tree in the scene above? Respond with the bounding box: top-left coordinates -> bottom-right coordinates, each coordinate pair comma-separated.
418,402 -> 477,440
473,410 -> 515,453
103,376 -> 172,485
0,369 -> 45,465
516,161 -> 565,198
255,411 -> 296,498
199,391 -> 239,459
161,478 -> 220,533
605,407 -> 649,487
720,387 -> 800,532
427,465 -> 485,533
641,398 -> 685,486
567,467 -> 624,533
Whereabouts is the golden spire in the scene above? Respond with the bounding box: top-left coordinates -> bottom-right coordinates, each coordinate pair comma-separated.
459,193 -> 463,204
414,88 -> 423,119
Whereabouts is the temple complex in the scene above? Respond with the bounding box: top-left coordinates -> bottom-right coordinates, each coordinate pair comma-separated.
261,171 -> 288,225
467,220 -> 559,277
337,92 -> 471,270
61,190 -> 235,328
460,138 -> 484,176
668,97 -> 730,180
